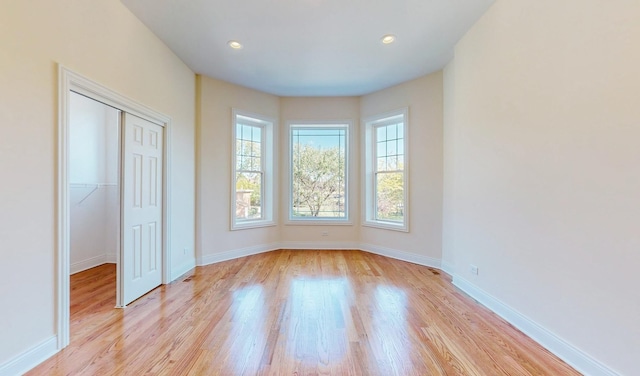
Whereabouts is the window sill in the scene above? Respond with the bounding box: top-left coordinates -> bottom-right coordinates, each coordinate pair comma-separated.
285,218 -> 353,226
362,220 -> 408,232
231,220 -> 276,231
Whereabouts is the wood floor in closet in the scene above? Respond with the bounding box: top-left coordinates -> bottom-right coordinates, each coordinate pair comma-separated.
27,250 -> 579,375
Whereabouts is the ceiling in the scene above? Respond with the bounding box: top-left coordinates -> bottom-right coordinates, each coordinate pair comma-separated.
121,0 -> 494,96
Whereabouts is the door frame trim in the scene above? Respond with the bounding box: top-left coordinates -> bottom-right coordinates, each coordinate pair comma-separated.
57,65 -> 172,349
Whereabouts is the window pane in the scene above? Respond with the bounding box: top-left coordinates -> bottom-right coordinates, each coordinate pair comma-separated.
376,140 -> 386,158
365,110 -> 407,230
388,140 -> 397,156
376,125 -> 386,142
291,127 -> 347,218
376,172 -> 404,222
235,122 -> 264,222
236,172 -> 262,220
387,156 -> 398,170
375,123 -> 404,173
388,123 -> 397,140
251,126 -> 261,143
236,139 -> 244,170
377,156 -> 387,171
249,141 -> 261,170
237,124 -> 262,171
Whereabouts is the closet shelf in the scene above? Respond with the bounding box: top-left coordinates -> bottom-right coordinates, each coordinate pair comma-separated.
70,183 -> 117,205
70,183 -> 117,188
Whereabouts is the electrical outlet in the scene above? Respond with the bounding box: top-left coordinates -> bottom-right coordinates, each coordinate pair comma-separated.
470,264 -> 479,275
321,231 -> 329,237
183,247 -> 188,255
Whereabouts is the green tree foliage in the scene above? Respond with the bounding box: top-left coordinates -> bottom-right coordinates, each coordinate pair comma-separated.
236,138 -> 262,211
236,173 -> 261,206
292,144 -> 345,217
376,171 -> 404,221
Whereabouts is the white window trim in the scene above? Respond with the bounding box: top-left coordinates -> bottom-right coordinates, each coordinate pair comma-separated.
285,120 -> 353,225
231,109 -> 277,230
362,108 -> 409,232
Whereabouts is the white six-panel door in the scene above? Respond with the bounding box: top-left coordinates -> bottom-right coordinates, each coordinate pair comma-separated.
120,113 -> 164,306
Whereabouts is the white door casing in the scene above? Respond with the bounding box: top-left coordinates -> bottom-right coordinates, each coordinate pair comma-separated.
59,66 -> 172,348
120,113 -> 164,306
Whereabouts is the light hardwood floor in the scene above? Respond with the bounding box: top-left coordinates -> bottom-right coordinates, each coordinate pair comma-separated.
27,250 -> 580,375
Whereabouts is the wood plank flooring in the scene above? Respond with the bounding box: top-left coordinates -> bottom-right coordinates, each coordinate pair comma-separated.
27,250 -> 580,375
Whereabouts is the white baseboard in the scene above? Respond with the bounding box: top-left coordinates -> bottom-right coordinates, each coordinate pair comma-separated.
198,243 -> 281,266
280,241 -> 360,250
70,254 -> 112,274
0,336 -> 57,376
199,242 -> 441,269
453,277 -> 619,376
171,258 -> 196,281
440,260 -> 455,276
105,252 -> 117,264
359,243 -> 441,269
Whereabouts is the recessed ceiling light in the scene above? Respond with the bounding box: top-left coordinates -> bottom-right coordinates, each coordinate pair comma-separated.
228,40 -> 243,49
381,34 -> 396,44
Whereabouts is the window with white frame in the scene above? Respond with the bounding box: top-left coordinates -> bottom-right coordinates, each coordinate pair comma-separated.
289,123 -> 350,222
363,108 -> 409,231
231,110 -> 275,230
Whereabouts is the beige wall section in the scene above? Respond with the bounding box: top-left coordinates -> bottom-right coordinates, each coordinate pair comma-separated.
196,76 -> 280,260
443,1 -> 639,374
441,64 -> 456,273
279,97 -> 361,245
0,0 -> 195,366
360,73 -> 444,262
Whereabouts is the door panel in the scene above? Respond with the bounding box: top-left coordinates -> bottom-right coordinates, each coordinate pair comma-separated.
121,113 -> 163,306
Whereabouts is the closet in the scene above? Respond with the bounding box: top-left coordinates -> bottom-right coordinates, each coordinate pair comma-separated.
69,92 -> 120,274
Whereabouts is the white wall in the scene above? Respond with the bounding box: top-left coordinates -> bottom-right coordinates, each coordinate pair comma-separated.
69,93 -> 119,273
196,80 -> 443,260
443,1 -> 640,374
279,97 -> 361,247
0,0 -> 195,370
196,76 -> 281,263
69,94 -> 120,185
360,73 -> 444,265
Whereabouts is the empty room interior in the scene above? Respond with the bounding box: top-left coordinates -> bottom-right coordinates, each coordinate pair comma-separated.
1,0 -> 638,375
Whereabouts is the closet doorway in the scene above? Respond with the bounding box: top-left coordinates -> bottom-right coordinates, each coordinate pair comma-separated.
69,92 -> 120,277
58,66 -> 171,349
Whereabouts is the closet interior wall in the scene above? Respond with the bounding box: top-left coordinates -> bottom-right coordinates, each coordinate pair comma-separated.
69,92 -> 120,274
